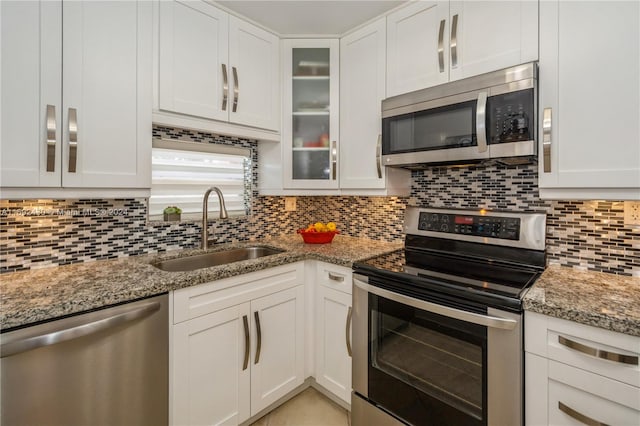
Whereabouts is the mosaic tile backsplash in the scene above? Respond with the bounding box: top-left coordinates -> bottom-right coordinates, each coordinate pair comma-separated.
1,127 -> 638,276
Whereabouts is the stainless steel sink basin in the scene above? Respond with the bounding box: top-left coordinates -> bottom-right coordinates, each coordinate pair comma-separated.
152,246 -> 285,272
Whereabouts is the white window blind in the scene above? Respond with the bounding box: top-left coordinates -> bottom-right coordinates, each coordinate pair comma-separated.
150,140 -> 250,219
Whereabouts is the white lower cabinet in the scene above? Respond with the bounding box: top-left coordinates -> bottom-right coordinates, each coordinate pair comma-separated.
250,286 -> 305,416
525,312 -> 640,426
314,263 -> 353,404
171,263 -> 305,425
173,303 -> 251,425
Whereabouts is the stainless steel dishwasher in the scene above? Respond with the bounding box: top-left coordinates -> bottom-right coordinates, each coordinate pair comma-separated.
1,293 -> 168,426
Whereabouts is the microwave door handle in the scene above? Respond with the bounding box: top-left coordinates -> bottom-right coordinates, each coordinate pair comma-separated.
353,278 -> 517,330
476,92 -> 488,153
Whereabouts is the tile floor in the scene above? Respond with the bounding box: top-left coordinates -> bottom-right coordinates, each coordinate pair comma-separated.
250,388 -> 350,426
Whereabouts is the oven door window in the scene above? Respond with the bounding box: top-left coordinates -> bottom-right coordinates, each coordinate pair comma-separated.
369,294 -> 487,426
382,100 -> 477,155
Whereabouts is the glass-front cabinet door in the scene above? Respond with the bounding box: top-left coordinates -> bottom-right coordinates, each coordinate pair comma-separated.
283,39 -> 339,189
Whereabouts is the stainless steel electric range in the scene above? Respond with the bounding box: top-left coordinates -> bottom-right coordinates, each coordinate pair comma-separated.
351,206 -> 546,426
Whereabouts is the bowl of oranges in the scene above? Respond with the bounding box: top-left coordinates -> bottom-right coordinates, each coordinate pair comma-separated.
297,222 -> 339,244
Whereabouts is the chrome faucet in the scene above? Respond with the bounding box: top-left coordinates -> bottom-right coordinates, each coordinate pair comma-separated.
202,187 -> 228,250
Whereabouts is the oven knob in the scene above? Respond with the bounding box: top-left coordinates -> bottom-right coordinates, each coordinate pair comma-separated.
440,224 -> 449,232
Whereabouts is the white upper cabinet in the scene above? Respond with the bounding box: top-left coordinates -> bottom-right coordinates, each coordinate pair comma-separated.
228,16 -> 280,131
340,18 -> 410,195
386,0 -> 538,97
157,0 -> 280,133
61,1 -> 151,189
260,25 -> 410,196
538,0 -> 640,199
1,0 -> 61,188
1,0 -> 151,192
158,0 -> 229,122
386,1 -> 449,97
282,39 -> 340,190
448,1 -> 538,82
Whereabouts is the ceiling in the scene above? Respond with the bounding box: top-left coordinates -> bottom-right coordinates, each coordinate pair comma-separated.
216,1 -> 407,36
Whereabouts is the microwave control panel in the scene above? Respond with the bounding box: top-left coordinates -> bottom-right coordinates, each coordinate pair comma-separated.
418,212 -> 521,240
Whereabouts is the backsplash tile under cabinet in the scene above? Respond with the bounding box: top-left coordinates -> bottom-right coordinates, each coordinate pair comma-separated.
547,201 -> 640,275
1,126 -> 638,277
410,163 -> 639,276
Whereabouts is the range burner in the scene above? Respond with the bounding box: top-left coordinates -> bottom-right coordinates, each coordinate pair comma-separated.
353,206 -> 547,312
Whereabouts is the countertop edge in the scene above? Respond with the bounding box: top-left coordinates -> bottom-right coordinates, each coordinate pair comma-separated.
1,235 -> 402,331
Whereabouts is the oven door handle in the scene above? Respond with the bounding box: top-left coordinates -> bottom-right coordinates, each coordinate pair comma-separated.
353,278 -> 517,330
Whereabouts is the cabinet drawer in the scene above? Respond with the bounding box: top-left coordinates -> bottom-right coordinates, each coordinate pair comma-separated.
173,262 -> 304,324
525,312 -> 639,387
316,262 -> 352,295
547,360 -> 640,426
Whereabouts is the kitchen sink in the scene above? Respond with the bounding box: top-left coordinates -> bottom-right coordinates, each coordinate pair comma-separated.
152,246 -> 285,272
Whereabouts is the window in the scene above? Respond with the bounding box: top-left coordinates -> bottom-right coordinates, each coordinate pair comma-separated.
149,139 -> 251,220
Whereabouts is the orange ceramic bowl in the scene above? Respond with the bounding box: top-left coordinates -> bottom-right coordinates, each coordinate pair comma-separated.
297,229 -> 339,244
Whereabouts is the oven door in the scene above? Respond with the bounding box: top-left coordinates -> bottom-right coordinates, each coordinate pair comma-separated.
352,275 -> 523,426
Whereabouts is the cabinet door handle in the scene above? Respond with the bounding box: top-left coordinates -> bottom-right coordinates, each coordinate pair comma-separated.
476,92 -> 488,153
542,107 -> 552,172
46,105 -> 57,172
232,66 -> 239,113
331,140 -> 337,180
254,311 -> 262,364
558,402 -> 609,426
346,306 -> 353,357
558,335 -> 638,365
450,14 -> 459,69
242,314 -> 250,371
376,134 -> 382,179
437,19 -> 446,73
68,108 -> 78,173
222,64 -> 229,111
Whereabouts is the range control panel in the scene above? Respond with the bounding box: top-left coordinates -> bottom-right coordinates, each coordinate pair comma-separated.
418,212 -> 521,240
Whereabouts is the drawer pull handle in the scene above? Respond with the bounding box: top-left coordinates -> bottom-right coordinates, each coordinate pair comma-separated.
558,335 -> 638,365
328,273 -> 344,282
242,315 -> 249,371
558,402 -> 609,426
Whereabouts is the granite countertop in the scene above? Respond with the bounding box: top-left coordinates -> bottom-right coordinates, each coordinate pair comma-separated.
0,234 -> 402,331
523,265 -> 640,337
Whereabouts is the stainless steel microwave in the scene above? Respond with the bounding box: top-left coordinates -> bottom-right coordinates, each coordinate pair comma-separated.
382,62 -> 537,168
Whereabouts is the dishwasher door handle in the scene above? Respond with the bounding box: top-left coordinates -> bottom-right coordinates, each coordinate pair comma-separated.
1,301 -> 161,358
